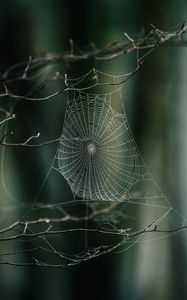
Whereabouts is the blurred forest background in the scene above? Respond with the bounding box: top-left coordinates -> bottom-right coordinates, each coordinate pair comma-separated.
0,0 -> 187,299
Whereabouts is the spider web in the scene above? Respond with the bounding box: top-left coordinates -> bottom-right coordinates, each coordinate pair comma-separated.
55,69 -> 168,206
0,68 -> 187,267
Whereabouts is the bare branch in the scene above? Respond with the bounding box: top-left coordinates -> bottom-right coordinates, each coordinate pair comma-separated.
0,84 -> 63,101
0,201 -> 186,267
1,24 -> 186,82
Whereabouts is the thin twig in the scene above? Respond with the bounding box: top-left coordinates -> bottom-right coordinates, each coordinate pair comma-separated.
1,137 -> 61,147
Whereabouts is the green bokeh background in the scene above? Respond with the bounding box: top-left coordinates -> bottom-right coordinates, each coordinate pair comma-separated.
0,0 -> 187,299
